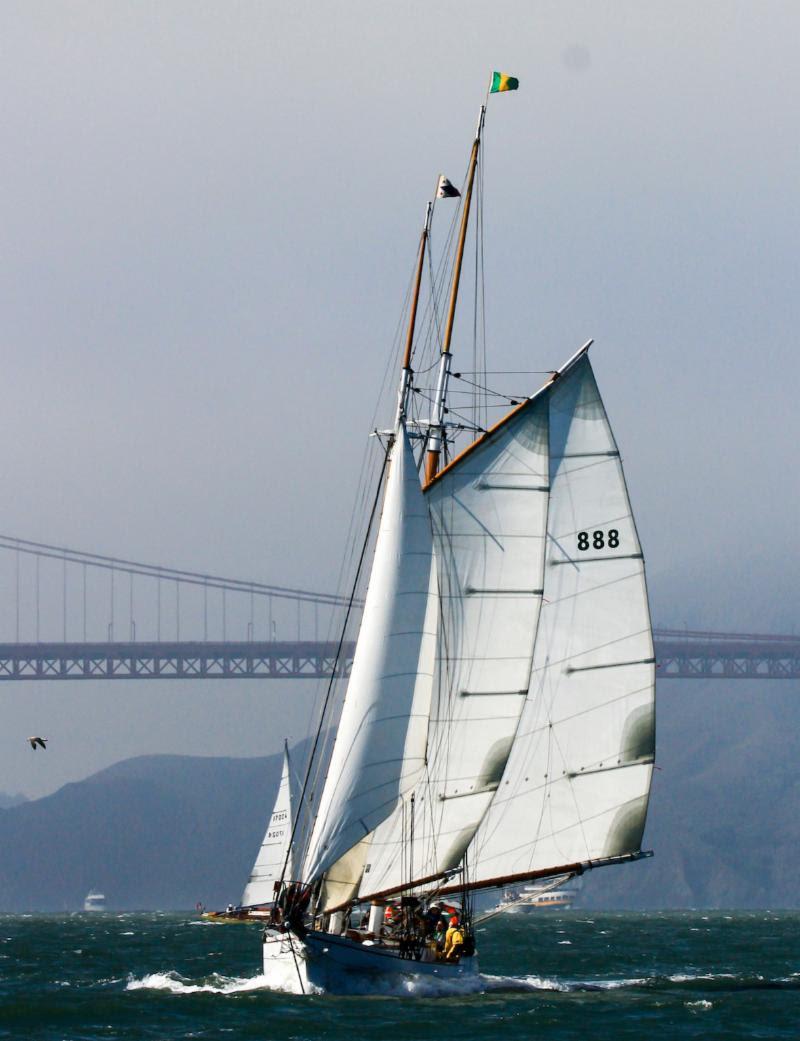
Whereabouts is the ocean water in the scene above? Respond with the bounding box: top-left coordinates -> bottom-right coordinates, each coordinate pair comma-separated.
0,910 -> 797,1040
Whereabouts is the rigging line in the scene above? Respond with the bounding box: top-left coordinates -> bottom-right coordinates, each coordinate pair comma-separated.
451,372 -> 523,403
287,935 -> 306,995
438,403 -> 487,433
458,370 -> 555,375
424,199 -> 459,325
478,150 -> 488,433
425,226 -> 444,352
418,199 -> 460,377
472,152 -> 480,424
279,442 -> 392,891
304,433 -> 388,742
409,388 -> 486,431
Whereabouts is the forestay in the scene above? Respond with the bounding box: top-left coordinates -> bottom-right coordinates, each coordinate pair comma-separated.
469,352 -> 655,884
242,742 -> 296,906
302,425 -> 435,898
359,395 -> 550,898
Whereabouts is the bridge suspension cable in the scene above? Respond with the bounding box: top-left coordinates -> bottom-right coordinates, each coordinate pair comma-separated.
0,534 -> 352,607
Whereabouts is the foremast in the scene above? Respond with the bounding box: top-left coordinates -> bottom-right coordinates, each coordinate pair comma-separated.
395,200 -> 432,426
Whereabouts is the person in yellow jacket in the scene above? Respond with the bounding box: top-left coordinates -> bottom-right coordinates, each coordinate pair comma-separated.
444,915 -> 465,961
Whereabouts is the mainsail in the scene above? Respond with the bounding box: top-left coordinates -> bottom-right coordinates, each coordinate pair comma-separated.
467,349 -> 655,886
302,424 -> 435,906
242,741 -> 297,906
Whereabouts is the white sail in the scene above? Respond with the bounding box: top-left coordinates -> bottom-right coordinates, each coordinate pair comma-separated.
359,395 -> 550,898
302,424 -> 434,893
242,741 -> 296,906
468,350 -> 655,884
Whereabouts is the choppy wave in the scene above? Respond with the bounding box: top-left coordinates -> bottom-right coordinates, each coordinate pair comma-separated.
126,971 -> 273,995
124,964 -> 800,1000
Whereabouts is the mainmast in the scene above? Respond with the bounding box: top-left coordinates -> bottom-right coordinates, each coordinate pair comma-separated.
424,105 -> 486,484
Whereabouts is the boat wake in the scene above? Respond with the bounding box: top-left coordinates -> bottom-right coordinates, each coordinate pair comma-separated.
125,968 -> 535,998
125,967 -> 800,999
125,971 -> 295,996
124,967 -> 568,998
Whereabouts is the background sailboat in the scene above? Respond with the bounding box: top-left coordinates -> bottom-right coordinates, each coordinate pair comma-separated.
242,740 -> 298,909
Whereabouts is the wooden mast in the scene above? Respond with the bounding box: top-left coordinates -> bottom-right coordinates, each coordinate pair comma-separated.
395,201 -> 432,426
424,105 -> 486,485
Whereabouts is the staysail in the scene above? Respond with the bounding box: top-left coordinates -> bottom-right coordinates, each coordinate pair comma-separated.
242,740 -> 297,906
358,391 -> 551,898
467,348 -> 655,887
302,424 -> 435,905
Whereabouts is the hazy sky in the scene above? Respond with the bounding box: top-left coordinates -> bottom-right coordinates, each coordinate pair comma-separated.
1,1 -> 798,797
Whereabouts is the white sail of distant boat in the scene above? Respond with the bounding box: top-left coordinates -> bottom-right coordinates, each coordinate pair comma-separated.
242,740 -> 297,907
259,79 -> 656,994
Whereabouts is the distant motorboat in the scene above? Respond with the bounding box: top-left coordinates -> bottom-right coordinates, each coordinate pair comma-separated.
495,884 -> 577,914
83,891 -> 106,912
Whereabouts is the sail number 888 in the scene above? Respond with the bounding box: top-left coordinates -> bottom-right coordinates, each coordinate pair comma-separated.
578,529 -> 619,551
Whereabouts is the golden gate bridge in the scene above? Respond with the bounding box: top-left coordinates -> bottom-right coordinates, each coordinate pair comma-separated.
0,534 -> 797,682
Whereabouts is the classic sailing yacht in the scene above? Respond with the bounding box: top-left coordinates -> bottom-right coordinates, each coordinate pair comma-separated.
261,78 -> 656,993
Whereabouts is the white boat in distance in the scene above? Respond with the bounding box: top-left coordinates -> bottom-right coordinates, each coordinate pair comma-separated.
495,884 -> 577,914
259,77 -> 656,994
83,891 -> 106,912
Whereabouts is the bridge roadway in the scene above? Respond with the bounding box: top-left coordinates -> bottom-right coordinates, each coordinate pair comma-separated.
0,629 -> 798,680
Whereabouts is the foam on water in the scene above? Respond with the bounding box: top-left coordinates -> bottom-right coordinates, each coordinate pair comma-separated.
126,971 -> 277,995
126,964 -> 800,1000
125,967 -> 571,999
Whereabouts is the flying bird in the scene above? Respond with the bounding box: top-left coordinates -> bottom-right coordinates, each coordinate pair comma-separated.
28,736 -> 47,750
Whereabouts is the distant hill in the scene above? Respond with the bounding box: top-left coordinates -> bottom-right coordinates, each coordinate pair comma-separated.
584,679 -> 800,909
0,753 -> 284,911
0,679 -> 798,911
0,792 -> 27,810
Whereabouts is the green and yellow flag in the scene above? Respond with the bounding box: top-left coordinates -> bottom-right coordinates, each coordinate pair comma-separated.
490,71 -> 519,93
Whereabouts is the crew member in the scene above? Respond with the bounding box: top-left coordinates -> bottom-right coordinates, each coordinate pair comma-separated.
444,914 -> 464,961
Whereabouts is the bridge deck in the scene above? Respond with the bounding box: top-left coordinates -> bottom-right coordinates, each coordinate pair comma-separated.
0,632 -> 798,680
